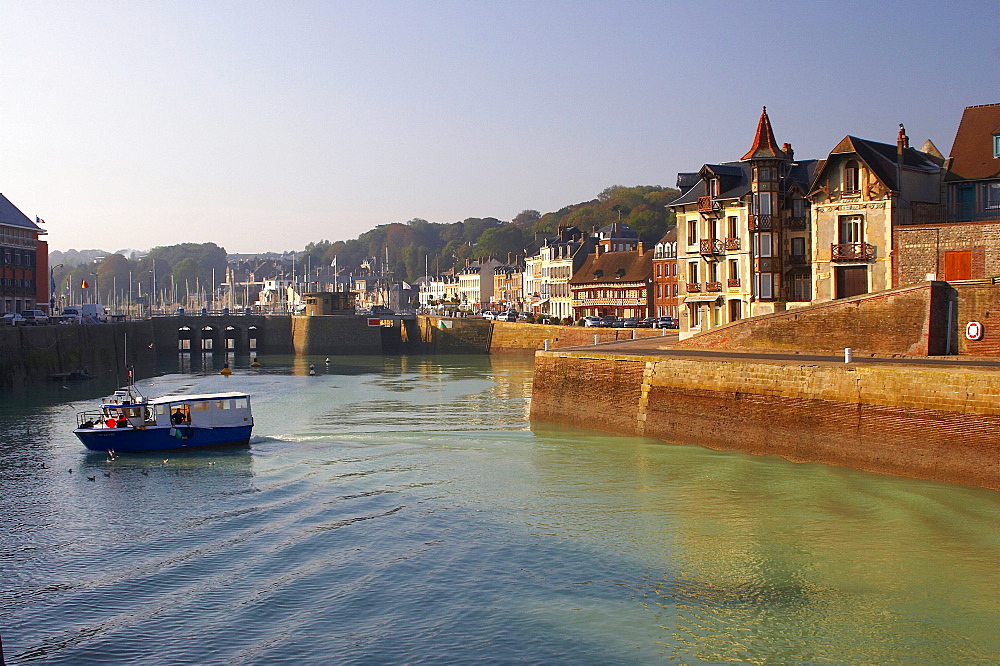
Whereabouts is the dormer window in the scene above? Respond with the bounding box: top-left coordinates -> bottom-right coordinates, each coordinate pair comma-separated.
994,134 -> 1000,158
709,178 -> 720,198
615,268 -> 626,278
844,160 -> 861,193
594,269 -> 604,278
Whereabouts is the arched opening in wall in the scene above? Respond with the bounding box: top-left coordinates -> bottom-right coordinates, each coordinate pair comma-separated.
225,326 -> 238,351
248,325 -> 258,351
201,326 -> 217,352
178,326 -> 192,353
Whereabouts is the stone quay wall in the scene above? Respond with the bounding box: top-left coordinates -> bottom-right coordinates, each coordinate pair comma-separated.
674,283 -> 949,356
0,322 -> 157,390
291,315 -> 381,355
531,350 -> 1000,491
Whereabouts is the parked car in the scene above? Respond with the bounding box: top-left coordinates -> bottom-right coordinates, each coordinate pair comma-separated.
583,316 -> 602,327
620,317 -> 639,328
2,313 -> 26,326
20,310 -> 50,326
599,315 -> 617,327
637,318 -> 656,328
481,311 -> 498,320
655,316 -> 677,329
517,312 -> 531,322
497,311 -> 518,322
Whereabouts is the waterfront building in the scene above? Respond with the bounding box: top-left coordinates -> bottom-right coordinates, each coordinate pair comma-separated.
0,193 -> 47,314
893,103 -> 1000,285
651,228 -> 679,319
457,258 -> 502,311
523,226 -> 592,321
492,264 -> 524,311
569,242 -> 653,320
808,126 -> 945,301
670,108 -> 817,339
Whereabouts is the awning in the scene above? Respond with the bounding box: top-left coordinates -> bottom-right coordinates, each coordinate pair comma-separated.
683,294 -> 723,303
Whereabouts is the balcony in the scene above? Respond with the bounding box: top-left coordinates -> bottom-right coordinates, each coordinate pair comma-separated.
699,238 -> 724,256
686,282 -> 702,293
727,278 -> 741,288
947,200 -> 1000,223
785,216 -> 807,231
724,237 -> 740,250
697,196 -> 715,213
831,242 -> 876,262
748,213 -> 772,231
705,282 -> 723,292
785,254 -> 808,266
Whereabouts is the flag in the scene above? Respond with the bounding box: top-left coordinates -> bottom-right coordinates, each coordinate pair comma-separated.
81,280 -> 90,289
36,216 -> 46,224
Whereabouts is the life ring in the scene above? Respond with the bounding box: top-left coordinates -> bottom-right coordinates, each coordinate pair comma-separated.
145,408 -> 154,421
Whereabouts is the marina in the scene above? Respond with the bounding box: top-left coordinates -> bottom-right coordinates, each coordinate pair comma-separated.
1,354 -> 999,663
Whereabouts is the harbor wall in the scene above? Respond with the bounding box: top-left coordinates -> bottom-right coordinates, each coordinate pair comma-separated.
530,350 -> 1000,491
290,315 -> 381,355
0,322 -> 157,390
674,282 -> 949,356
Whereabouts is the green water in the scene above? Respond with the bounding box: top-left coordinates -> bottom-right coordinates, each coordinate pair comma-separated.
1,354 -> 998,663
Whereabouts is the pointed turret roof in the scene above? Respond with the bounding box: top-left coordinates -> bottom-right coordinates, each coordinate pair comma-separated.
741,106 -> 786,161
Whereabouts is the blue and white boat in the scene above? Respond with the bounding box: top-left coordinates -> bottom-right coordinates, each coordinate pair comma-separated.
74,385 -> 254,453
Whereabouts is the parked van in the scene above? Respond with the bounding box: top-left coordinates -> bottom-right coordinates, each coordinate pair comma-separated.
62,304 -> 108,323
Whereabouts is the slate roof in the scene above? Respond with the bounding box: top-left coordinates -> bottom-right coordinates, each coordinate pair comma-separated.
813,136 -> 942,192
570,249 -> 653,285
596,222 -> 638,239
945,103 -> 1000,182
0,193 -> 43,231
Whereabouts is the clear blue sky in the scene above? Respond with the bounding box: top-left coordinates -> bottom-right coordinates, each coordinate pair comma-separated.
1,0 -> 996,253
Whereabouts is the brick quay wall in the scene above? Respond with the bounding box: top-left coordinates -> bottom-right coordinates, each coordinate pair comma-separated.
531,350 -> 1000,491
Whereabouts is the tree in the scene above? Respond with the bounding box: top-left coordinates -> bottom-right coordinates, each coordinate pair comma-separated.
474,225 -> 528,261
512,209 -> 541,227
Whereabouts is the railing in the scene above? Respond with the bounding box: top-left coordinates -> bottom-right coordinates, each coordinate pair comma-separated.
831,243 -> 876,261
686,282 -> 701,293
727,278 -> 741,288
748,214 -> 772,231
947,200 -> 1000,223
785,217 -> 807,231
724,237 -> 740,250
699,238 -> 724,255
697,196 -> 715,213
785,255 -> 808,266
705,282 -> 722,292
841,189 -> 861,198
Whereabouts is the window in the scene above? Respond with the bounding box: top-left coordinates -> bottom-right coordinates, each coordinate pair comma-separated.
839,215 -> 863,244
792,198 -> 806,218
688,261 -> 699,283
986,183 -> 1000,210
729,259 -> 739,279
994,134 -> 1000,159
755,273 -> 774,300
791,237 -> 806,258
793,273 -> 811,301
687,219 -> 698,244
844,160 -> 860,192
754,192 -> 772,216
709,178 -> 720,197
709,262 -> 719,282
754,233 -> 773,258
728,216 -> 738,238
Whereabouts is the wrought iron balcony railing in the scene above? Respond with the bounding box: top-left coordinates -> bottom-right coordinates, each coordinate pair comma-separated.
724,237 -> 740,250
784,216 -> 807,231
705,282 -> 723,292
727,278 -> 741,288
831,242 -> 876,262
686,282 -> 701,293
748,213 -> 772,231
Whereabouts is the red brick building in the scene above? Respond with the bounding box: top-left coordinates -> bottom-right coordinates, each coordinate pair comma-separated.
0,193 -> 48,314
652,228 -> 678,319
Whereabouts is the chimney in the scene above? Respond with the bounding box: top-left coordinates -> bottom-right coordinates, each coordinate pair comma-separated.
595,243 -> 604,257
782,142 -> 794,161
637,241 -> 644,255
897,124 -> 909,156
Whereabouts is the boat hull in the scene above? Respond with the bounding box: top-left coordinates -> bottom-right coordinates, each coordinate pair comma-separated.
74,425 -> 254,453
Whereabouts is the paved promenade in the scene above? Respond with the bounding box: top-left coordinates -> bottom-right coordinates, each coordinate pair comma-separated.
562,333 -> 1000,369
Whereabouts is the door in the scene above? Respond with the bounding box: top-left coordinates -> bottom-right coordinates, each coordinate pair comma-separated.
835,266 -> 868,299
944,251 -> 972,281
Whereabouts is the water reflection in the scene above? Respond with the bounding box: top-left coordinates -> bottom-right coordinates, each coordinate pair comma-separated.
1,355 -> 999,663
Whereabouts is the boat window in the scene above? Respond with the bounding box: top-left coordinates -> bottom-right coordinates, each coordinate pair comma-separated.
233,398 -> 248,409
193,402 -> 210,412
215,400 -> 232,410
155,405 -> 169,415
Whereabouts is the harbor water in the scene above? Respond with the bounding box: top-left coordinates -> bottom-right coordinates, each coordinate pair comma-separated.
1,354 -> 999,664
